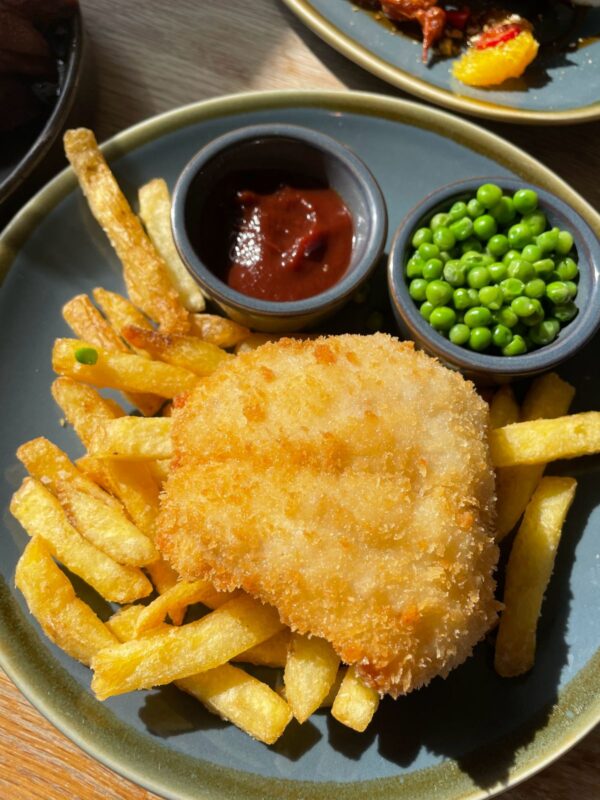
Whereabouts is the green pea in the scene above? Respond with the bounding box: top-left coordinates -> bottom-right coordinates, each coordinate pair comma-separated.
420,301 -> 434,320
439,250 -> 453,263
507,259 -> 536,282
74,346 -> 98,365
409,278 -> 429,302
469,326 -> 493,352
490,196 -> 516,225
503,249 -> 521,264
492,324 -> 513,348
448,201 -> 469,222
467,198 -> 485,218
500,278 -> 524,301
430,212 -> 449,231
546,281 -> 570,305
553,302 -> 578,323
406,255 -> 425,278
487,234 -> 509,258
422,258 -> 444,280
473,214 -> 497,241
443,260 -> 466,287
513,188 -> 538,214
460,237 -> 483,254
521,299 -> 545,326
453,287 -> 474,310
533,258 -> 555,276
433,227 -> 456,251
412,227 -> 433,248
478,285 -> 504,310
555,257 -> 579,281
521,244 -> 542,263
426,279 -> 453,307
523,210 -> 548,237
488,262 -> 508,282
524,278 -> 546,298
467,266 -> 491,289
418,242 -> 440,261
476,183 -> 503,209
493,307 -> 518,328
461,251 -> 493,267
449,217 -> 474,241
536,228 -> 559,253
565,281 -> 578,300
508,223 -> 532,249
556,230 -> 574,255
502,335 -> 527,356
430,306 -> 457,331
464,306 -> 493,328
449,323 -> 470,345
467,288 -> 480,306
530,319 -> 560,346
511,296 -> 537,318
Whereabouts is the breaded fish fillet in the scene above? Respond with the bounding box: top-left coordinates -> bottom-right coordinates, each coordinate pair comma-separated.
157,334 -> 499,696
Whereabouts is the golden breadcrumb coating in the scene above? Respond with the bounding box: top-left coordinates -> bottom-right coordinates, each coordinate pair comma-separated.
157,334 -> 499,696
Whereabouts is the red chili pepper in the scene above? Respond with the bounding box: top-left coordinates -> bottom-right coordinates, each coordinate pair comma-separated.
445,9 -> 470,30
475,23 -> 522,50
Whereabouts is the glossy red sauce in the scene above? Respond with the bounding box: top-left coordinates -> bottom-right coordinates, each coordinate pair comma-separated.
194,171 -> 353,303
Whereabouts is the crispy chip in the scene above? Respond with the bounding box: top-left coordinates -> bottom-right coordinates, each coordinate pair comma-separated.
133,580 -> 236,635
489,385 -> 520,429
234,629 -> 291,669
53,338 -> 198,398
190,314 -> 249,348
63,129 -> 190,333
92,288 -> 154,356
89,417 -> 172,460
51,377 -> 125,449
16,537 -> 118,665
495,477 -> 577,677
496,373 -> 575,540
331,665 -> 380,732
91,594 -> 284,699
284,634 -> 340,723
138,178 -> 206,312
490,412 -> 600,467
11,478 -> 152,603
122,325 -> 231,376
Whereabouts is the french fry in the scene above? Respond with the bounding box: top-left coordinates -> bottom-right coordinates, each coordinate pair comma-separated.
11,478 -> 152,604
16,537 -> 118,666
495,476 -> 577,677
55,481 -> 157,566
76,455 -> 160,541
133,580 -> 236,635
17,437 -> 121,512
191,314 -> 249,348
284,634 -> 340,723
496,373 -> 575,540
234,629 -> 291,669
148,458 -> 170,484
122,325 -> 231,377
319,668 -> 347,709
62,295 -> 163,416
63,129 -> 190,333
489,412 -> 600,468
106,604 -> 146,641
90,594 -> 284,699
178,665 -> 292,745
92,287 -> 154,356
51,376 -> 125,449
331,665 -> 380,732
89,417 -> 172,460
145,559 -> 185,625
53,338 -> 198,398
489,385 -> 520,429
138,178 -> 206,313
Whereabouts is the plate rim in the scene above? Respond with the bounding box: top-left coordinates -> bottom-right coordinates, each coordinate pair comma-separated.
281,0 -> 600,125
0,87 -> 599,800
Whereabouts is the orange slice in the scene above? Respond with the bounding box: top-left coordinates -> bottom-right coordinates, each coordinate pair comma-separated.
452,30 -> 539,87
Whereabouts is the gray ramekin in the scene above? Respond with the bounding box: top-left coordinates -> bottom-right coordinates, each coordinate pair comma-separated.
388,176 -> 600,384
171,123 -> 387,332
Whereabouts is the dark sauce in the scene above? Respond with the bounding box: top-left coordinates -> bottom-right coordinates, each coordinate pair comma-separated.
192,170 -> 353,303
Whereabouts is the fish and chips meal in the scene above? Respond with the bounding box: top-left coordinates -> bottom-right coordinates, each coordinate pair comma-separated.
362,1 -> 598,87
9,128 -> 600,744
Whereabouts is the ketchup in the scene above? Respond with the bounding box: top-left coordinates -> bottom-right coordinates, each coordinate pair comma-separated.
194,171 -> 353,303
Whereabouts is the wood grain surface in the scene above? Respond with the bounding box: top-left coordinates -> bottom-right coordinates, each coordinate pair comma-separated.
1,1 -> 598,798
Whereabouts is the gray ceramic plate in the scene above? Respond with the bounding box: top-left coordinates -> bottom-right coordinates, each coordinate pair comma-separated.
0,91 -> 599,800
282,0 -> 600,124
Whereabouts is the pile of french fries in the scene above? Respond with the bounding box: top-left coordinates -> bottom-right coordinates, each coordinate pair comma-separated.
9,128 -> 600,745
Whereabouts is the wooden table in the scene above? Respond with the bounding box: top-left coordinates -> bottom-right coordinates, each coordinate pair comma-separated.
1,1 -> 598,798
